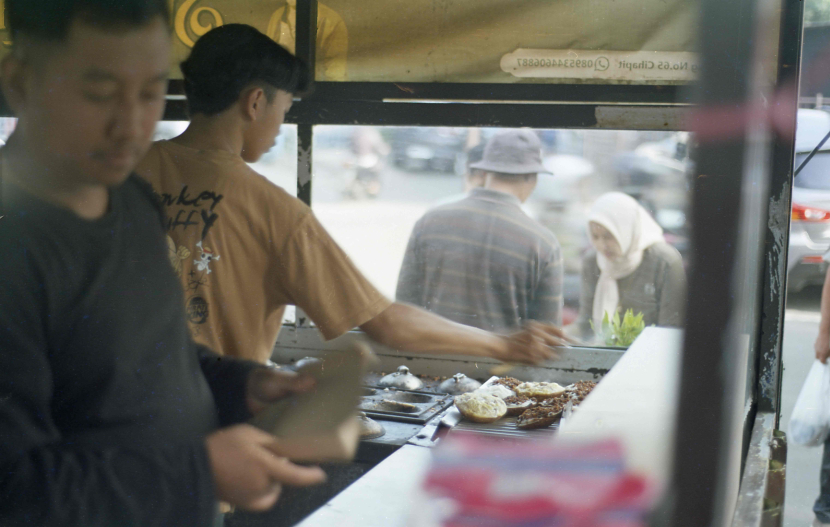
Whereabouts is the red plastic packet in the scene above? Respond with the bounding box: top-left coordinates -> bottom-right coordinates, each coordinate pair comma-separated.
415,433 -> 656,527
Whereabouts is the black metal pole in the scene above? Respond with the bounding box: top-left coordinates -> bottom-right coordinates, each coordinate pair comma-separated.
293,0 -> 317,206
668,0 -> 776,524
756,0 -> 804,426
294,0 -> 317,82
297,123 -> 313,206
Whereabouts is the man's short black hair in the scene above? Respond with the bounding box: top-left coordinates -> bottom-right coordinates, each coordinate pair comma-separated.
181,24 -> 310,116
7,0 -> 169,41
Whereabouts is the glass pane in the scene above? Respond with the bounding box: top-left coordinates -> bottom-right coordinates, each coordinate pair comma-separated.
794,153 -> 830,190
167,0 -> 292,79
312,125 -> 691,347
1,2 -> 785,88
318,0 -> 698,83
153,122 -> 299,197
249,125 -> 299,196
158,0 -> 699,84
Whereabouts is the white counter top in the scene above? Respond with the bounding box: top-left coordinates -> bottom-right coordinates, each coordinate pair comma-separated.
558,326 -> 682,489
296,444 -> 432,527
298,327 -> 683,527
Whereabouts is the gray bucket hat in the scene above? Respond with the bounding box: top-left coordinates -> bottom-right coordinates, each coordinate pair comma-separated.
470,129 -> 550,175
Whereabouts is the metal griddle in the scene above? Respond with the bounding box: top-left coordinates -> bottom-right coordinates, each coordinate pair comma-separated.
359,386 -> 454,424
445,376 -> 562,440
452,413 -> 561,439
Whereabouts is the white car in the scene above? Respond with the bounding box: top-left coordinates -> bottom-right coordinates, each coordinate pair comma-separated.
789,109 -> 830,292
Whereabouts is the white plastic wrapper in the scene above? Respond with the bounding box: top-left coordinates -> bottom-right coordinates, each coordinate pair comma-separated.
789,360 -> 830,447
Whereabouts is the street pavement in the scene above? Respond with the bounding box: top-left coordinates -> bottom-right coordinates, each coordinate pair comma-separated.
312,154 -> 465,298
784,286 -> 824,527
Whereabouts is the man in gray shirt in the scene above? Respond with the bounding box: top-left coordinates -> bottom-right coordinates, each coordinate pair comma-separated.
396,130 -> 563,332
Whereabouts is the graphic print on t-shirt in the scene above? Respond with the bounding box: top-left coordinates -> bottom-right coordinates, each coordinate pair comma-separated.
186,266 -> 209,293
193,241 -> 220,274
186,295 -> 210,326
155,185 -> 225,334
166,235 -> 191,278
156,185 -> 224,240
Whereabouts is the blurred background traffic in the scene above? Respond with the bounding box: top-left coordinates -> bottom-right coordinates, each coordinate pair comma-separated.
293,124 -> 691,326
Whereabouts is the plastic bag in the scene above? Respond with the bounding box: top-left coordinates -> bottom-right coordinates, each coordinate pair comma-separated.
789,360 -> 830,447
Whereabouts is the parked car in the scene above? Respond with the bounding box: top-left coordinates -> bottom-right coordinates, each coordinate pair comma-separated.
788,109 -> 830,292
389,127 -> 469,174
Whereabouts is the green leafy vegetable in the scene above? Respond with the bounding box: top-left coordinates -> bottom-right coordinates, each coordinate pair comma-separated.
591,309 -> 647,348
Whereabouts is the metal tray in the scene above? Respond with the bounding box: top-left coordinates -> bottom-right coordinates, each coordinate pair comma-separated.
447,376 -> 562,439
452,414 -> 560,439
359,386 -> 453,424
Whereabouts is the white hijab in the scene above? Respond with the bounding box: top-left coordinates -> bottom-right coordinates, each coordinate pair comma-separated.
588,192 -> 665,328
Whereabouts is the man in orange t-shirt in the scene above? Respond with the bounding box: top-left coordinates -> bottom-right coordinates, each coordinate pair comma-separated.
137,24 -> 571,366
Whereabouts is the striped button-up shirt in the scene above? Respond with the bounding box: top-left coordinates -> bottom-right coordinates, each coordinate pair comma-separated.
396,188 -> 563,331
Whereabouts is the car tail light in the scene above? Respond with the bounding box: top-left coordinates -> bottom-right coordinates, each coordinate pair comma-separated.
792,203 -> 830,222
802,255 -> 826,264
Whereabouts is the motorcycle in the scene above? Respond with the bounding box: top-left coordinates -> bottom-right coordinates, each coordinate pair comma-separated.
343,152 -> 383,200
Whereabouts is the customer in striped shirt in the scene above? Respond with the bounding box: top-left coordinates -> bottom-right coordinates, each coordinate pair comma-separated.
396,129 -> 563,332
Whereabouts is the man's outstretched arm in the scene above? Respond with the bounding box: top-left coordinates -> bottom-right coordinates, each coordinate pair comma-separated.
360,302 -> 571,365
285,212 -> 571,364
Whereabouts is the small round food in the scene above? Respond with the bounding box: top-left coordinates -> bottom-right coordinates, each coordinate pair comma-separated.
454,393 -> 507,423
503,395 -> 536,416
494,377 -> 522,390
474,384 -> 516,400
516,406 -> 563,430
566,380 -> 598,403
538,395 -> 569,413
514,382 -> 566,399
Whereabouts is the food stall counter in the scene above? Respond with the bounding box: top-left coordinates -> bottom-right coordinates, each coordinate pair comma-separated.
296,444 -> 432,527
297,327 -> 683,527
558,326 -> 682,489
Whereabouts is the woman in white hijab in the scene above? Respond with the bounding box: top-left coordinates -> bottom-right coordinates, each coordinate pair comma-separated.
575,192 -> 687,340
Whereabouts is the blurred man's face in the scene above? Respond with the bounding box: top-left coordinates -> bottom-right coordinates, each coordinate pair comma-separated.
13,17 -> 170,187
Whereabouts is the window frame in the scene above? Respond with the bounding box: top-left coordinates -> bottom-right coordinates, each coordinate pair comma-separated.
0,1 -> 790,404
0,0 -> 799,521
266,8 -> 800,512
156,0 -> 696,341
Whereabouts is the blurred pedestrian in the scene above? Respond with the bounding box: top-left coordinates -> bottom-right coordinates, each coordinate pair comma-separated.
0,2 -> 324,525
573,192 -> 686,340
463,143 -> 487,192
136,25 -> 571,370
812,257 -> 830,526
397,129 -> 564,332
432,143 -> 487,207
